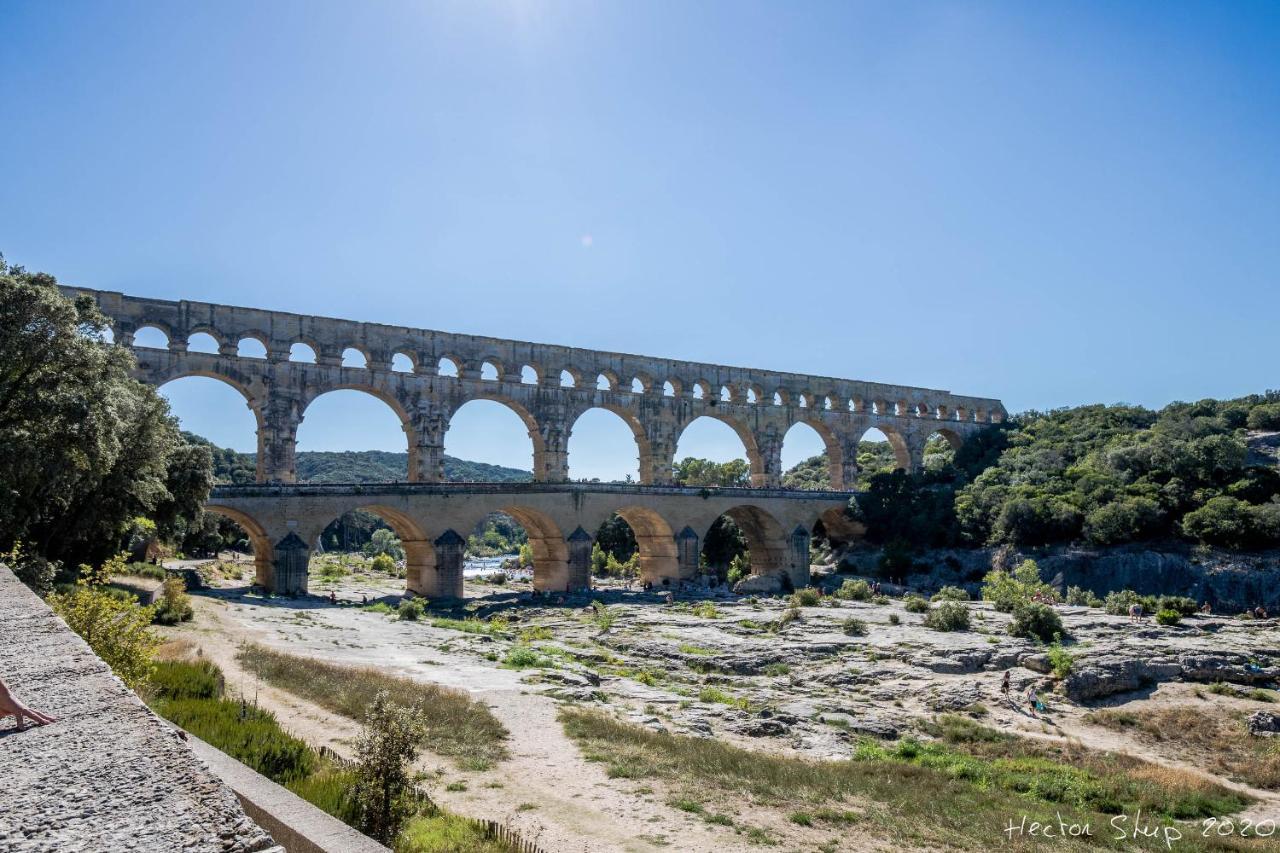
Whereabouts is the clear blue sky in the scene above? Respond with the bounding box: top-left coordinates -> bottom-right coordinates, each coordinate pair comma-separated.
4,1 -> 1278,479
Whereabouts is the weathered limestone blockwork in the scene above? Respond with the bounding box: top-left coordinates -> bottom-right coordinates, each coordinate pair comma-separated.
63,287 -> 1006,489
0,566 -> 279,853
62,286 -> 1006,597
207,483 -> 851,596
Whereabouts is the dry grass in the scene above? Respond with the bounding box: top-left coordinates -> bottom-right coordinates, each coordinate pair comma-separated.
1087,706 -> 1280,791
237,644 -> 508,770
560,707 -> 1259,851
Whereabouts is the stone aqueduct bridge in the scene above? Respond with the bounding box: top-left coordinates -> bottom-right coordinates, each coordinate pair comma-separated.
66,286 -> 1006,596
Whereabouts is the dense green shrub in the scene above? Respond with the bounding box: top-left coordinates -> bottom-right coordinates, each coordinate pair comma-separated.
1157,595 -> 1199,616
923,601 -> 971,632
1247,403 -> 1280,431
1084,498 -> 1164,546
1181,496 -> 1280,550
902,595 -> 929,613
790,588 -> 821,607
1155,609 -> 1182,626
397,598 -> 425,621
158,696 -> 316,784
1065,586 -> 1102,607
1103,590 -> 1156,616
933,585 -> 969,602
834,579 -> 871,601
841,617 -> 867,636
1008,603 -> 1064,643
149,659 -> 224,701
1046,638 -> 1074,678
888,613 -> 900,625
153,576 -> 194,625
370,553 -> 397,574
981,560 -> 1057,612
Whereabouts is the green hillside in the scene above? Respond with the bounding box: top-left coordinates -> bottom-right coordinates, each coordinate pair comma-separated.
182,433 -> 531,484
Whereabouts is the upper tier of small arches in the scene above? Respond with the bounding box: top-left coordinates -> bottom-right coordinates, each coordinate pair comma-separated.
71,287 -> 1006,424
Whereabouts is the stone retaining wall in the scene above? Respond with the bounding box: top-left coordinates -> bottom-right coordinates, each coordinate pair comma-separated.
0,565 -> 279,852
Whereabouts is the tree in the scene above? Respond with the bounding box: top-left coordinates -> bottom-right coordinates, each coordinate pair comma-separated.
352,691 -> 424,844
1247,403 -> 1280,431
364,528 -> 405,561
0,258 -> 212,576
673,457 -> 750,487
48,555 -> 160,688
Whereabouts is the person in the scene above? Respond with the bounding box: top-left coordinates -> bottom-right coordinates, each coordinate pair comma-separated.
1200,601 -> 1211,615
1026,685 -> 1039,716
361,594 -> 368,606
329,591 -> 337,605
0,676 -> 54,731
1255,605 -> 1269,619
1001,670 -> 1011,696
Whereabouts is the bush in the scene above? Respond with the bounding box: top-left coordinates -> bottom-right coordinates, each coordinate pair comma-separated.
1065,586 -> 1102,607
1157,595 -> 1199,616
397,598 -> 425,621
834,579 -> 871,601
981,559 -> 1057,612
149,659 -> 223,701
153,576 -> 194,625
1007,603 -> 1064,643
692,601 -> 719,619
1046,637 -> 1074,678
1084,497 -> 1164,546
48,555 -> 159,689
923,601 -> 971,632
790,588 -> 821,607
933,586 -> 969,602
503,646 -> 544,669
1247,403 -> 1280,431
370,553 -> 397,575
1155,609 -> 1182,626
888,613 -> 901,625
1103,589 -> 1156,616
1181,496 -> 1280,550
158,695 -> 316,784
841,617 -> 867,636
902,595 -> 929,613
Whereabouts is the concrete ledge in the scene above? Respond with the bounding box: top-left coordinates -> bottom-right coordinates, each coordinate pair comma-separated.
187,734 -> 388,853
0,565 -> 278,853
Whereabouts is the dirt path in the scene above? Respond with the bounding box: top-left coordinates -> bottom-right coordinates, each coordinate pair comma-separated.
165,591 -> 758,853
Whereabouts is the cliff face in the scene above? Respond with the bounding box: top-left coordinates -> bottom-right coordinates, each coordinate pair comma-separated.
838,544 -> 1280,612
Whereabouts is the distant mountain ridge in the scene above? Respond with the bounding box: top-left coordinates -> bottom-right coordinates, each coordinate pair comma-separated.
182,433 -> 531,484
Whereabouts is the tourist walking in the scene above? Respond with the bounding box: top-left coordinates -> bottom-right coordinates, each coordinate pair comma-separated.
1001,670 -> 1011,696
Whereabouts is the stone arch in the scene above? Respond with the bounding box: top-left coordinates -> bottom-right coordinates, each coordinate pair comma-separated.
662,378 -> 681,398
237,335 -> 269,359
920,426 -> 964,472
674,414 -> 764,486
299,387 -> 415,477
202,505 -> 273,587
691,379 -> 711,400
559,368 -> 580,388
437,355 -> 461,377
156,371 -> 265,477
480,358 -> 503,381
132,323 -> 171,349
567,405 -> 649,483
342,347 -> 370,369
712,505 -> 789,578
781,419 -> 845,489
448,394 -> 546,477
499,505 -> 569,591
596,371 -> 619,391
858,423 -> 911,472
630,373 -> 653,395
613,506 -> 678,584
289,340 -> 319,363
186,329 -> 221,353
520,364 -> 541,385
390,351 -> 416,373
353,504 -> 435,596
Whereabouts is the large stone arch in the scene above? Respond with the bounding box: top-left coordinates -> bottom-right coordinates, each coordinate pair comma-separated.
784,418 -> 846,489
674,414 -> 765,486
447,394 -> 547,479
613,506 -> 678,584
157,372 -> 269,479
202,505 -> 273,588
499,505 -> 569,591
299,385 -> 416,477
858,423 -> 911,472
354,504 -> 435,597
567,404 -> 652,483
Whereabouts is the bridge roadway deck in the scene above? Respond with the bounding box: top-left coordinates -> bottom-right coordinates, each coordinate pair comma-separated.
206,482 -> 859,597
